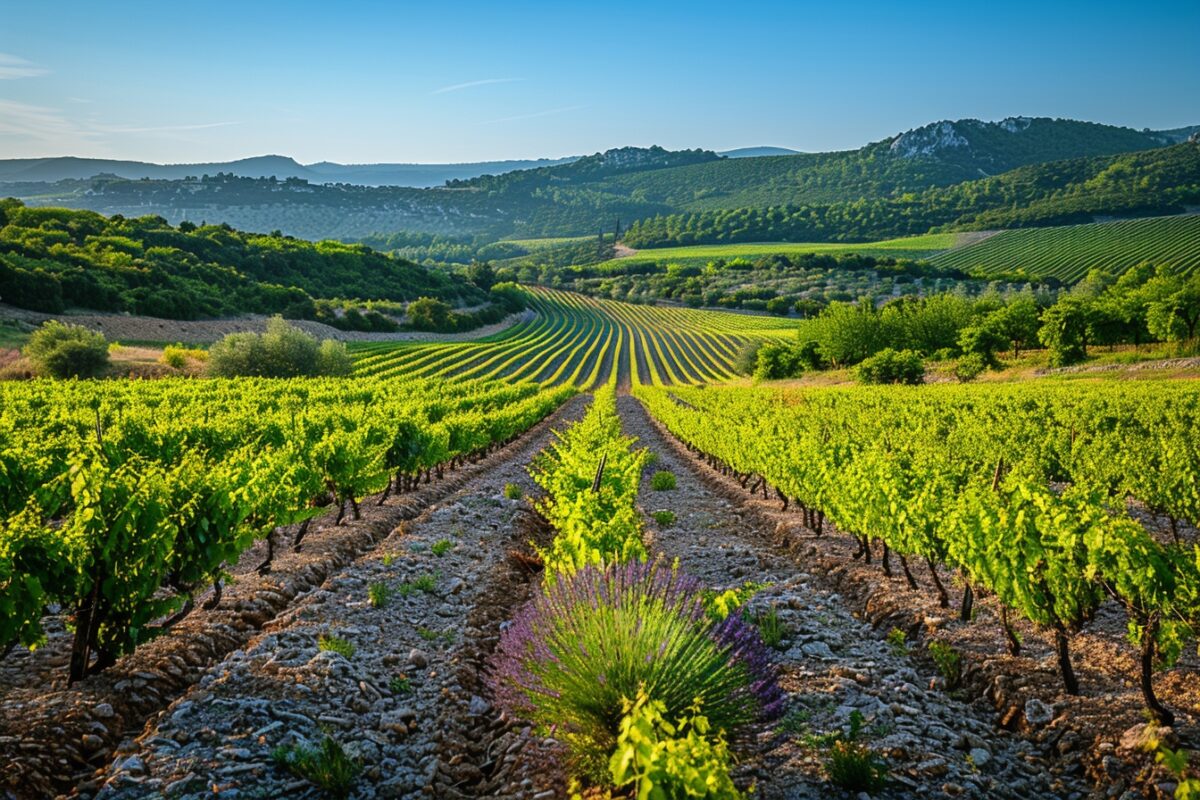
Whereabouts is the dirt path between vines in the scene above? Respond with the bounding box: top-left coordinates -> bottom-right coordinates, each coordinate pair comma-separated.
0,397 -> 585,800
618,395 -> 1086,800
81,395 -> 589,800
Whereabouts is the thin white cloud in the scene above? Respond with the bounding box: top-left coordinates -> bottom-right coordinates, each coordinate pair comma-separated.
0,98 -> 240,154
0,99 -> 86,142
92,121 -> 241,134
0,53 -> 48,80
431,77 -> 521,95
478,105 -> 586,125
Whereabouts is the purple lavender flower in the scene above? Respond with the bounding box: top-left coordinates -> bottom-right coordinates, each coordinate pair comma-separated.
488,560 -> 783,765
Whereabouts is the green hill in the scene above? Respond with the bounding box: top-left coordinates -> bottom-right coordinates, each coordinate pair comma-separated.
5,117 -> 1193,243
623,142 -> 1200,248
929,214 -> 1200,282
0,201 -> 483,318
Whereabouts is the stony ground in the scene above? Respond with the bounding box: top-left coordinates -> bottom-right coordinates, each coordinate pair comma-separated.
5,392 -> 1186,799
619,396 -> 1084,800
86,397 -> 588,800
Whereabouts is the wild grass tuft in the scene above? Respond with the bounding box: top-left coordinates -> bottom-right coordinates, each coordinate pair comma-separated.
650,470 -> 677,491
317,634 -> 354,659
272,736 -> 360,798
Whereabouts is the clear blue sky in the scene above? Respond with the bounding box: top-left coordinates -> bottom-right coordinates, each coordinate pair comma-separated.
2,0 -> 1197,164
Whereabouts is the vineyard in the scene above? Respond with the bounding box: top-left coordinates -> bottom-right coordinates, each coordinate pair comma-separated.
351,288 -> 795,387
4,294 -> 1200,798
930,214 -> 1200,281
636,382 -> 1200,727
0,376 -> 572,683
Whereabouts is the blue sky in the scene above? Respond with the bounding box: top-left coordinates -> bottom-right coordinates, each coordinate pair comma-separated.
2,0 -> 1197,164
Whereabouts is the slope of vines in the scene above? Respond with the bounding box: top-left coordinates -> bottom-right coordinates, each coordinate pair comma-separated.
352,288 -> 795,388
930,214 -> 1200,281
0,376 -> 573,681
636,382 -> 1200,726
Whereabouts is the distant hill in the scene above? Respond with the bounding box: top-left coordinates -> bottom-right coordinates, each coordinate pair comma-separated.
0,154 -> 578,187
3,117 -> 1195,242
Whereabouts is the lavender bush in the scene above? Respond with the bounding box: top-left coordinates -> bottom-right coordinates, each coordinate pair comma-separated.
491,561 -> 782,778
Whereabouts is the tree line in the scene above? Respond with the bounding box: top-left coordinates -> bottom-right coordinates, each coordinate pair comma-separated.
751,263 -> 1200,380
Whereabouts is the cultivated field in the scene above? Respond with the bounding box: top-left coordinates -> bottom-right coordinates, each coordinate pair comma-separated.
351,288 -> 795,387
931,214 -> 1200,281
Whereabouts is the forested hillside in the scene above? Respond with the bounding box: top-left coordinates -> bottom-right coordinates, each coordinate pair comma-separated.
0,201 -> 482,318
5,118 -> 1194,243
622,142 -> 1200,247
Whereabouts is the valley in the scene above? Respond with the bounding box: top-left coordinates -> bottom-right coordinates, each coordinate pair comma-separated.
2,11 -> 1199,795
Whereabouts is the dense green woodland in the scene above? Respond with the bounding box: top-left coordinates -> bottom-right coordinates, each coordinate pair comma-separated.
623,143 -> 1200,247
0,201 -> 482,319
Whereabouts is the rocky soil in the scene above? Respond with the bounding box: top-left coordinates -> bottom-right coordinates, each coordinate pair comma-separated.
619,396 -> 1086,800
626,395 -> 1199,800
1,392 -> 1190,799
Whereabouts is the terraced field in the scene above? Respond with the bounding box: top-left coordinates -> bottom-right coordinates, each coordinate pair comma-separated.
930,214 -> 1200,281
352,288 -> 795,387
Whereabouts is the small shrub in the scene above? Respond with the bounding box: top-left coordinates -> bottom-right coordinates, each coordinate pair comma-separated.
208,316 -> 350,378
492,562 -> 783,781
885,628 -> 907,655
367,582 -> 392,608
318,634 -> 355,659
160,343 -> 208,369
953,353 -> 987,383
928,639 -> 962,689
824,710 -> 889,792
644,451 -> 660,468
854,348 -> 925,385
389,676 -> 412,694
503,482 -> 523,500
381,553 -> 396,567
826,739 -> 889,792
23,321 -> 109,378
651,509 -> 676,527
397,573 -> 437,596
651,471 -> 677,491
316,338 -> 354,376
609,688 -> 745,800
431,539 -> 453,557
272,736 -> 360,798
754,607 -> 786,650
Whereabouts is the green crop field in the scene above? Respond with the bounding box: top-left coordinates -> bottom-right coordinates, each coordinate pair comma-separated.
351,288 -> 795,388
592,233 -> 962,271
930,214 -> 1200,282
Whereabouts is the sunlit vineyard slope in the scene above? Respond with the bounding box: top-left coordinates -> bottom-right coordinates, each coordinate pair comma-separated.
352,288 -> 795,388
